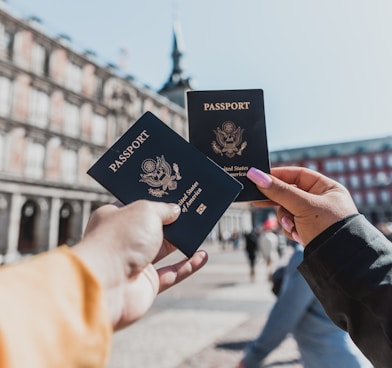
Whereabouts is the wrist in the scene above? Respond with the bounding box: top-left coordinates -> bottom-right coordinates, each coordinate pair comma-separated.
304,213 -> 360,256
71,240 -> 126,289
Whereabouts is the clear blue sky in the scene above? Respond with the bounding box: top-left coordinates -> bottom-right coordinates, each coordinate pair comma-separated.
6,0 -> 392,151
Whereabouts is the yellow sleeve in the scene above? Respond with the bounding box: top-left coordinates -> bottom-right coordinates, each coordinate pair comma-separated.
0,246 -> 112,368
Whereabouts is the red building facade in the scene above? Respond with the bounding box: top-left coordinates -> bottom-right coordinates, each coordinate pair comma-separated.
270,136 -> 392,225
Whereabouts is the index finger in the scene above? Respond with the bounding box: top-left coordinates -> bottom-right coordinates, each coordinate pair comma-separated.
270,166 -> 336,194
157,250 -> 208,294
109,200 -> 182,226
246,166 -> 337,216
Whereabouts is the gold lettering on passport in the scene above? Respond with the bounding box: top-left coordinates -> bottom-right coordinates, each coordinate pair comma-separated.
224,165 -> 248,177
203,102 -> 250,111
178,181 -> 203,213
139,155 -> 182,198
108,130 -> 150,173
231,166 -> 249,177
212,121 -> 247,158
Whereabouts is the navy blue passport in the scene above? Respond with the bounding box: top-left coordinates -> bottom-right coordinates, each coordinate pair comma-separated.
186,89 -> 270,202
87,111 -> 243,257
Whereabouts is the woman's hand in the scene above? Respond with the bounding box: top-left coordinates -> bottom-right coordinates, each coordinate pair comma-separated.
247,166 -> 359,246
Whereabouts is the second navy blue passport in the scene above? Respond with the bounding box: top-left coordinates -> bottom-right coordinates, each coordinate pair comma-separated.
87,111 -> 243,258
187,89 -> 271,202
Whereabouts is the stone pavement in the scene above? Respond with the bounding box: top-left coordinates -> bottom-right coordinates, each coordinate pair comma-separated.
107,242 -> 302,368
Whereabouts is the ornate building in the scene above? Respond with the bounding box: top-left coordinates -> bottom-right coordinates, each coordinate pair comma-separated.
270,136 -> 392,224
0,2 -> 250,262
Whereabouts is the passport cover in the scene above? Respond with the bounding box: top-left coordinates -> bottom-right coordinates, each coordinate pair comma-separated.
186,89 -> 270,201
87,111 -> 243,258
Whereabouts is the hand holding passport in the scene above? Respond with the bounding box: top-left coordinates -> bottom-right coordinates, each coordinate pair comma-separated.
87,111 -> 243,257
88,89 -> 270,257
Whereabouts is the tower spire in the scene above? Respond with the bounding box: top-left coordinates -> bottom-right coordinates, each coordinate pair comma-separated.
159,17 -> 192,108
171,19 -> 184,79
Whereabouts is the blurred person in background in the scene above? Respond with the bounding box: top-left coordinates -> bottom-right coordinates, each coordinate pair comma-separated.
246,166 -> 392,367
231,230 -> 242,250
244,228 -> 259,282
257,218 -> 279,280
238,241 -> 372,368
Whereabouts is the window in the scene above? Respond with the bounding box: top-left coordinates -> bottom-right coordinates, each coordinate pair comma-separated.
376,171 -> 389,186
94,75 -> 104,102
388,153 -> 392,167
61,149 -> 77,183
366,191 -> 376,205
350,175 -> 360,188
24,141 -> 44,179
363,173 -> 373,187
324,159 -> 344,173
374,154 -> 384,169
347,157 -> 357,171
65,61 -> 82,93
360,155 -> 371,170
64,102 -> 80,137
0,24 -> 14,60
336,160 -> 345,172
0,75 -> 12,116
29,88 -> 49,128
31,43 -> 49,76
380,190 -> 390,203
91,113 -> 106,145
45,136 -> 61,179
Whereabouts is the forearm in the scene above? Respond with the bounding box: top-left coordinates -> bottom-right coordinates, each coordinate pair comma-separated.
0,246 -> 112,368
299,214 -> 392,367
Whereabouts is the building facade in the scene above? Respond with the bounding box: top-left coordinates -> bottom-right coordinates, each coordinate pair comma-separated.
0,3 -> 248,262
270,136 -> 392,224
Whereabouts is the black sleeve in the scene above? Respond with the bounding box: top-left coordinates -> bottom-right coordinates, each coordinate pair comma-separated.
298,214 -> 392,368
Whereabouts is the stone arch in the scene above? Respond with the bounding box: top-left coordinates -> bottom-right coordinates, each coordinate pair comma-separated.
58,202 -> 73,246
17,199 -> 39,254
0,194 -> 10,255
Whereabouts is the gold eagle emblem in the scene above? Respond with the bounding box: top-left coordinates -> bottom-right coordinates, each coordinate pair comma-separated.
139,155 -> 181,197
212,121 -> 247,158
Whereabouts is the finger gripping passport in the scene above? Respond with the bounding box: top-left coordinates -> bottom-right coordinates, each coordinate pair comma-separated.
87,111 -> 243,258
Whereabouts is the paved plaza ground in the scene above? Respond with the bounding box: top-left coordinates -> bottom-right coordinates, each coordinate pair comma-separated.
108,242 -> 302,368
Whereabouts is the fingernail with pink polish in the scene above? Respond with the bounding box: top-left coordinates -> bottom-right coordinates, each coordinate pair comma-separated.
281,216 -> 294,233
247,167 -> 272,188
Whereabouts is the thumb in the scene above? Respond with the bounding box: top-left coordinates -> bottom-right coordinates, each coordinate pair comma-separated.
148,202 -> 182,225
